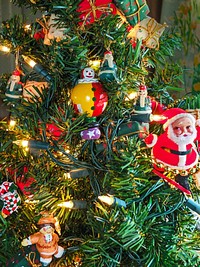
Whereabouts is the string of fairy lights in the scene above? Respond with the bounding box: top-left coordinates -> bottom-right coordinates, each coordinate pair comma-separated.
0,43 -> 131,210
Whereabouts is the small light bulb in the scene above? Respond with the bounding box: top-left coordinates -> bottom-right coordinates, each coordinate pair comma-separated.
58,201 -> 74,209
151,114 -> 166,122
89,60 -> 101,70
24,24 -> 31,31
0,45 -> 10,53
13,140 -> 29,147
58,200 -> 87,209
22,55 -> 36,68
98,195 -> 114,206
9,119 -> 16,129
13,140 -> 50,150
98,195 -> 126,207
63,172 -> 71,179
125,91 -> 137,101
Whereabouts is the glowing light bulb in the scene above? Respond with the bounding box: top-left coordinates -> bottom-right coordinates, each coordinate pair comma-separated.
89,60 -> 101,71
65,148 -> 70,154
24,24 -> 31,31
22,55 -> 36,68
8,119 -> 17,130
58,200 -> 87,209
0,45 -> 10,53
98,195 -> 114,206
151,114 -> 166,122
98,195 -> 126,207
58,200 -> 74,209
125,91 -> 137,101
13,140 -> 50,150
13,140 -> 29,148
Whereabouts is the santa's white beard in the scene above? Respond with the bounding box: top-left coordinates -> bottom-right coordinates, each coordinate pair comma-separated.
168,125 -> 197,145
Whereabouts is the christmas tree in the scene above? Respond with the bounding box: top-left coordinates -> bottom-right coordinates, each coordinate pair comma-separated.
0,1 -> 200,266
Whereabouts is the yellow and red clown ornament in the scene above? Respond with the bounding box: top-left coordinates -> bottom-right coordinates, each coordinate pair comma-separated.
71,67 -> 108,140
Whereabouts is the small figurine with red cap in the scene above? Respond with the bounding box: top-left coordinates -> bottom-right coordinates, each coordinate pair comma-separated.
5,69 -> 23,102
145,107 -> 200,194
133,84 -> 152,115
21,212 -> 65,266
99,51 -> 118,83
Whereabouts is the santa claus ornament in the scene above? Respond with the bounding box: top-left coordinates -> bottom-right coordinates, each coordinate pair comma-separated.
5,69 -> 23,103
0,181 -> 21,218
99,51 -> 118,83
71,67 -> 108,140
21,212 -> 65,266
145,108 -> 200,195
132,84 -> 152,114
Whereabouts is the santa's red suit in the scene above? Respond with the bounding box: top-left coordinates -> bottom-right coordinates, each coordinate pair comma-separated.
150,130 -> 200,171
145,108 -> 200,172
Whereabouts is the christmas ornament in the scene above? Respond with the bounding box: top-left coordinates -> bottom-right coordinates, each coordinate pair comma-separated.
99,51 -> 118,83
0,181 -> 21,218
150,98 -> 167,116
80,67 -> 96,82
117,120 -> 147,137
34,28 -> 45,41
21,212 -> 65,266
145,108 -> 200,194
43,14 -> 67,45
127,84 -> 152,138
23,81 -> 48,102
5,69 -> 23,102
114,0 -> 150,26
71,67 -> 108,117
77,0 -> 117,28
80,118 -> 101,140
7,166 -> 36,196
71,67 -> 108,140
46,123 -> 64,140
132,84 -> 152,114
127,16 -> 167,49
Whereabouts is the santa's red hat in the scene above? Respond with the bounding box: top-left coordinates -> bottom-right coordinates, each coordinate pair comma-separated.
139,84 -> 147,91
12,69 -> 21,76
104,51 -> 113,55
162,108 -> 195,130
